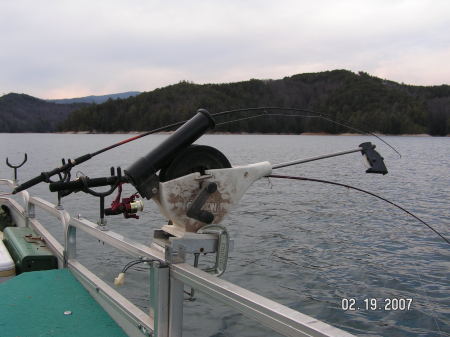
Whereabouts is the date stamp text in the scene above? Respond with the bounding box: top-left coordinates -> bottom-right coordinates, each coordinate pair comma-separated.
341,298 -> 413,311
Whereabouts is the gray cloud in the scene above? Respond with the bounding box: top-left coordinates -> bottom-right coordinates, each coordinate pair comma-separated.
1,0 -> 449,98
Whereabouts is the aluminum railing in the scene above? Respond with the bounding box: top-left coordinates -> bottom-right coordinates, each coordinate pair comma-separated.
0,179 -> 355,337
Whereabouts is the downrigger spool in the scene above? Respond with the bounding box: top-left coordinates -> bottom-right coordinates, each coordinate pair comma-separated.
123,110 -> 274,276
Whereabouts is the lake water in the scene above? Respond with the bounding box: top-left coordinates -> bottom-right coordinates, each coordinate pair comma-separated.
0,133 -> 449,337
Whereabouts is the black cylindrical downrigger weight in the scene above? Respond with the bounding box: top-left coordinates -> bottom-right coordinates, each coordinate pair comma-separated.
124,109 -> 216,198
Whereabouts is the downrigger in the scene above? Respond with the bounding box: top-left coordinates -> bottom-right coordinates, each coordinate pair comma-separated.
13,108 -> 390,279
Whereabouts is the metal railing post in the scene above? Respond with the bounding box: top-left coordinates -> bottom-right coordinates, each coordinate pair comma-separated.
61,210 -> 74,267
150,261 -> 169,337
168,276 -> 184,337
64,224 -> 76,267
23,191 -> 34,227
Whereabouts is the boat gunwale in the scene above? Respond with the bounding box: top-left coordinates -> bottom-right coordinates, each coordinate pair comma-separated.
0,178 -> 356,337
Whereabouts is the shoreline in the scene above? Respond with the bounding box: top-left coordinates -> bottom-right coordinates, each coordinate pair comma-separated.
3,131 -> 447,137
50,131 -> 447,137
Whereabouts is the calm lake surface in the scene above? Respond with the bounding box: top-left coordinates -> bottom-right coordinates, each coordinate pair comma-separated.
1,133 -> 449,337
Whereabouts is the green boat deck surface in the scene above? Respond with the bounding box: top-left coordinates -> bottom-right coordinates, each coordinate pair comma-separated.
0,269 -> 127,337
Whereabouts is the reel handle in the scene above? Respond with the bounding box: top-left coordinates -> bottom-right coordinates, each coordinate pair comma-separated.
187,182 -> 217,224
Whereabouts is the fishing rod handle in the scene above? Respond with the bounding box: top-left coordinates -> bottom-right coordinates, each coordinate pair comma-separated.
49,176 -> 124,192
13,165 -> 70,193
12,154 -> 93,194
13,174 -> 46,193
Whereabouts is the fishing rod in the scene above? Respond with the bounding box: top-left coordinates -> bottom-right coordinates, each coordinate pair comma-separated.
12,106 -> 398,194
213,107 -> 402,158
267,174 -> 450,246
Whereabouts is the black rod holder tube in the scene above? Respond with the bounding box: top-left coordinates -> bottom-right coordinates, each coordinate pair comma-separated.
125,109 -> 215,198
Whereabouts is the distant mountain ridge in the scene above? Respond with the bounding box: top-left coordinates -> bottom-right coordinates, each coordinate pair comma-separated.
47,91 -> 141,104
0,93 -> 88,132
0,91 -> 141,132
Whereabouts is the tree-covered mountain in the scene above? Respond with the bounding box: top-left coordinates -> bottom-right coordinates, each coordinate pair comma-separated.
59,70 -> 450,136
47,91 -> 141,104
0,93 -> 89,132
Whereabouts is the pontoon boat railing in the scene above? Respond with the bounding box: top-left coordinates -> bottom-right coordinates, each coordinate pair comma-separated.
0,179 -> 355,337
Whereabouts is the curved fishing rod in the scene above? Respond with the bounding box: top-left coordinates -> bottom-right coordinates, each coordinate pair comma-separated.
268,174 -> 450,246
13,106 -> 399,194
213,107 -> 401,158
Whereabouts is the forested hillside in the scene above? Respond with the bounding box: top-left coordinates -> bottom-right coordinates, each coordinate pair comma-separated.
59,70 -> 450,135
0,93 -> 88,132
3,71 -> 448,135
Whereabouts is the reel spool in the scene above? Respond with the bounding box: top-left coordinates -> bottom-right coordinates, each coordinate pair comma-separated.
159,145 -> 231,182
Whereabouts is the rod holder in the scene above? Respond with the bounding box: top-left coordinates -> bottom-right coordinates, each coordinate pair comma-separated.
6,153 -> 28,183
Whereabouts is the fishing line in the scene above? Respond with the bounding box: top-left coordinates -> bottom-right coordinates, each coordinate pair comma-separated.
215,113 -> 321,127
215,113 -> 268,127
268,174 -> 446,334
411,263 -> 444,336
267,174 -> 450,245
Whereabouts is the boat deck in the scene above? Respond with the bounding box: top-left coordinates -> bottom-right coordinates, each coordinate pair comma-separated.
0,269 -> 127,337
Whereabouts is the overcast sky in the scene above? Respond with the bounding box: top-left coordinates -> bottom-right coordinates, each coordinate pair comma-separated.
1,0 -> 449,99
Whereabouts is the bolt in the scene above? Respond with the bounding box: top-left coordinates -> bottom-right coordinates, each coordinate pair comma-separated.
152,187 -> 158,194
